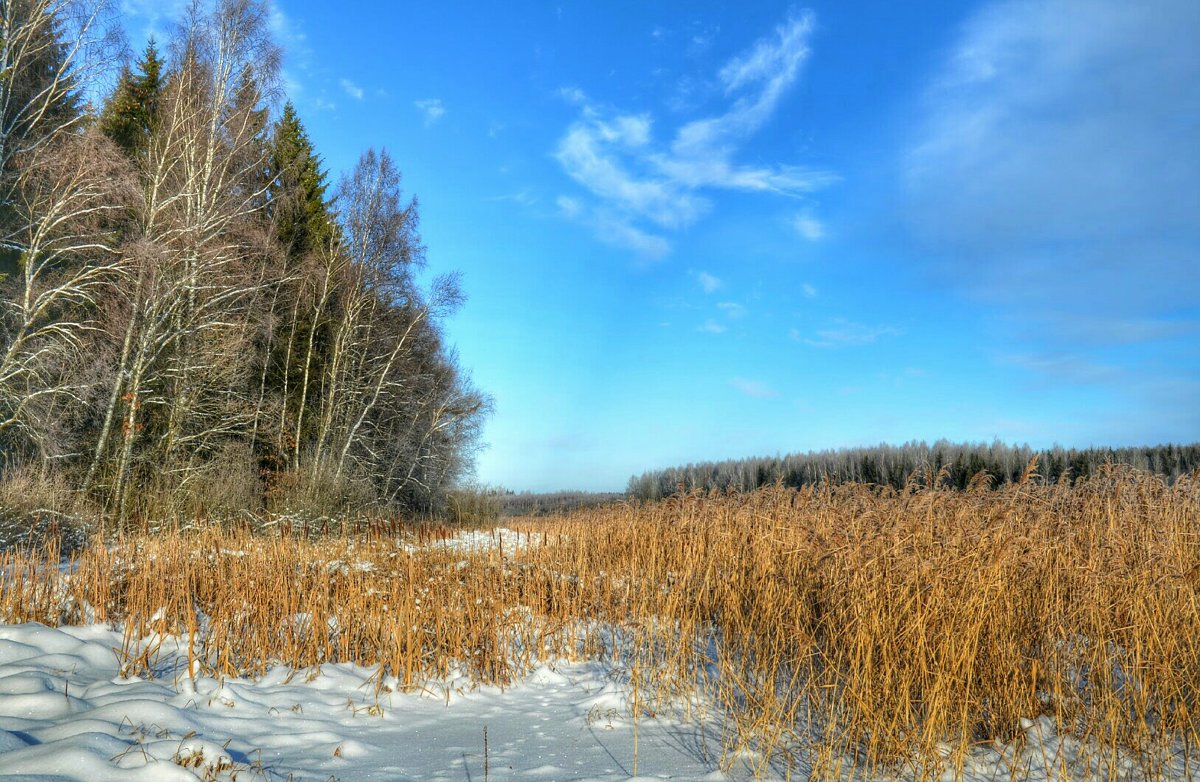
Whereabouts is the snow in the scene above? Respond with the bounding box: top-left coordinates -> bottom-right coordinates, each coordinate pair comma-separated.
399,526 -> 531,556
0,622 -> 738,781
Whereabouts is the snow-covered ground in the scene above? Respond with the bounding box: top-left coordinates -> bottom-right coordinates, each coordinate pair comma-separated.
0,622 -> 744,781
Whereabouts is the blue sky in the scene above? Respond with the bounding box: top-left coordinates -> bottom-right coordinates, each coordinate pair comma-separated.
120,0 -> 1200,491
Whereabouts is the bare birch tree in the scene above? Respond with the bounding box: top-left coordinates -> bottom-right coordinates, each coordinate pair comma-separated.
0,0 -> 119,214
0,130 -> 135,461
81,0 -> 279,521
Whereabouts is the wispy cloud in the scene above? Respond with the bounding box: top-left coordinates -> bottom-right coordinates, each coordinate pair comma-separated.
905,0 -> 1200,332
695,271 -> 722,294
717,301 -> 746,319
268,3 -> 309,54
265,2 -> 318,108
730,378 -> 780,399
590,210 -> 670,258
556,195 -> 582,219
486,189 -> 538,207
903,0 -> 1200,437
415,98 -> 446,127
699,320 -> 727,335
1002,353 -> 1121,386
553,11 -> 834,257
558,86 -> 587,105
801,283 -> 817,299
801,319 -> 898,349
792,211 -> 824,241
339,78 -> 364,101
120,0 -> 189,44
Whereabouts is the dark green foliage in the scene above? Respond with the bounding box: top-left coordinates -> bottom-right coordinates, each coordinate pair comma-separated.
98,39 -> 164,157
0,2 -> 83,165
626,440 -> 1200,500
253,103 -> 337,473
0,0 -> 86,275
267,102 -> 334,262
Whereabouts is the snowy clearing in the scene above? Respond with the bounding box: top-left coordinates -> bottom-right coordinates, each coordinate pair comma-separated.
3,620 -> 1187,781
0,622 -> 741,781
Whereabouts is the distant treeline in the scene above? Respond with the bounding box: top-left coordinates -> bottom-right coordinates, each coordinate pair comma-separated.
626,441 -> 1200,500
498,491 -> 625,518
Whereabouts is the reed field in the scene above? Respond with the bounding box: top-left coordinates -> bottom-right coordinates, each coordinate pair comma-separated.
3,463 -> 1200,780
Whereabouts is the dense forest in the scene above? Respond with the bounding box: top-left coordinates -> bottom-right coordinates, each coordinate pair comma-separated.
497,490 -> 625,518
0,0 -> 489,527
627,441 -> 1200,500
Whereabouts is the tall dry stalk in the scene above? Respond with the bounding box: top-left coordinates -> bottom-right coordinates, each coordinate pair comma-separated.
2,466 -> 1199,779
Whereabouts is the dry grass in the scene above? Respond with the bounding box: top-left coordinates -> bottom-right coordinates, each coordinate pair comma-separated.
3,464 -> 1200,779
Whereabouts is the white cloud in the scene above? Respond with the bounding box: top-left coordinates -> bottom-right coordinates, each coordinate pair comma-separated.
415,98 -> 446,126
553,11 -> 834,258
559,203 -> 670,258
265,3 -> 317,105
1002,353 -> 1120,386
696,271 -> 721,294
902,0 -> 1200,434
803,319 -> 899,349
801,283 -> 817,299
699,320 -> 727,334
793,211 -> 824,241
592,211 -> 670,258
339,78 -> 364,101
717,301 -> 746,319
556,195 -> 582,219
730,378 -> 780,399
905,0 -> 1200,322
268,3 -> 308,52
120,0 -> 189,44
486,189 -> 538,207
558,86 -> 587,105
555,116 -> 704,231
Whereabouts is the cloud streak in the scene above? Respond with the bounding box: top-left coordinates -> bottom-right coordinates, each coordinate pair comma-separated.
800,319 -> 898,349
903,0 -> 1200,439
554,11 -> 834,258
730,378 -> 780,399
696,271 -> 722,294
415,98 -> 446,126
339,78 -> 364,101
905,0 -> 1200,324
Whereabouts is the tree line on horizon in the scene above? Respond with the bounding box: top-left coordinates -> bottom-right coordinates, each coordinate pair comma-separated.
626,440 -> 1200,500
0,0 -> 489,527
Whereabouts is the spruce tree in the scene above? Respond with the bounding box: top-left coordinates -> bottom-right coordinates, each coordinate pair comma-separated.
99,39 -> 164,158
0,0 -> 85,277
267,102 -> 334,265
252,103 -> 338,481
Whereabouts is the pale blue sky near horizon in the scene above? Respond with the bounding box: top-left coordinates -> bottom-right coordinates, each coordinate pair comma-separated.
119,0 -> 1200,492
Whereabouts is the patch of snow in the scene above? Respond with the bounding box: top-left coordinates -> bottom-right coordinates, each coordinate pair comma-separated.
0,622 -> 750,780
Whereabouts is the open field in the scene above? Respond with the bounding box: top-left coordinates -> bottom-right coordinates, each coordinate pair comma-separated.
3,465 -> 1200,780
